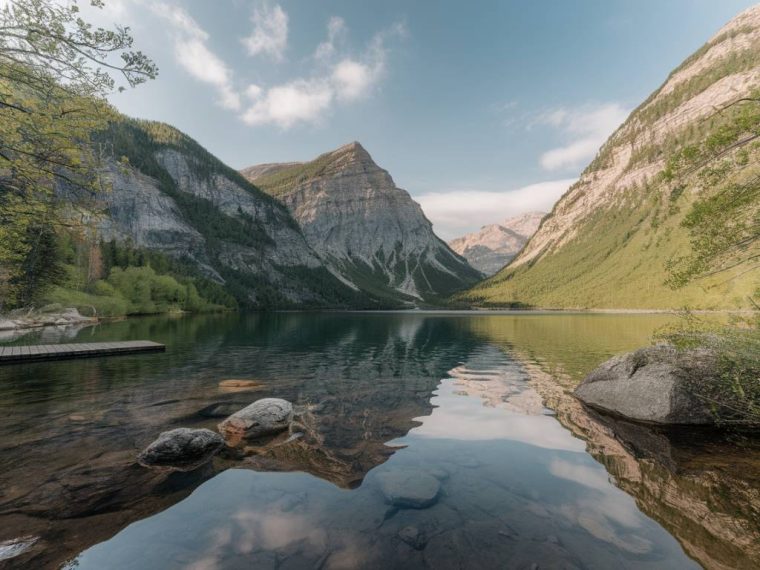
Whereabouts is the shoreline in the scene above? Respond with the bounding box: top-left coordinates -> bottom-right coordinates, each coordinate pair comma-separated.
288,308 -> 755,315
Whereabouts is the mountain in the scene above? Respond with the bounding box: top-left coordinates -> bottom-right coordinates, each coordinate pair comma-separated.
80,119 -> 374,309
242,142 -> 483,305
449,212 -> 544,275
462,5 -> 760,309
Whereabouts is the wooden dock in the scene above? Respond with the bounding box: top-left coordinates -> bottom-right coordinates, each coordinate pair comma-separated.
0,341 -> 166,364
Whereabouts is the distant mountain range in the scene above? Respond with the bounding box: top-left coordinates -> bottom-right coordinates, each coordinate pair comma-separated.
461,4 -> 760,310
448,212 -> 544,275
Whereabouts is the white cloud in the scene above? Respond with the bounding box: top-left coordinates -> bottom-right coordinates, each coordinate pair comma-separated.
314,16 -> 346,61
242,4 -> 288,61
241,19 -> 403,128
332,59 -> 374,101
242,79 -> 333,128
245,84 -> 263,100
416,179 -> 575,240
132,3 -> 400,129
152,2 -> 240,110
538,103 -> 629,171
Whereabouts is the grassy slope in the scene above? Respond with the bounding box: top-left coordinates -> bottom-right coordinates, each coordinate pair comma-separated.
468,181 -> 757,309
253,149 -> 342,197
461,25 -> 760,310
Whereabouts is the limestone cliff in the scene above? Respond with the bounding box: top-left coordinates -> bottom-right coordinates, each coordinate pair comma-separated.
243,142 -> 483,304
448,212 -> 544,275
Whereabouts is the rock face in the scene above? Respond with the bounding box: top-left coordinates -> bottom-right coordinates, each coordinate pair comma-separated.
463,5 -> 760,309
72,120 -> 370,309
448,212 -> 544,275
574,345 -> 717,424
242,142 -> 483,305
376,469 -> 441,509
137,428 -> 224,472
217,398 -> 294,441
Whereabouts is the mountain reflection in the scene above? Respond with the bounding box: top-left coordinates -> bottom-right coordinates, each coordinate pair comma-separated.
0,313 -> 756,569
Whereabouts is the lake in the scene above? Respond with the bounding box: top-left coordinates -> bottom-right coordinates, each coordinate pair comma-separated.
0,312 -> 758,569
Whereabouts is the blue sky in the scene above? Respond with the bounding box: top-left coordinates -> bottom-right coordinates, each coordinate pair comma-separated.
94,0 -> 756,239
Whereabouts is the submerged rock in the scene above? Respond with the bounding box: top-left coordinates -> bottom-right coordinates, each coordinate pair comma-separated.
377,469 -> 441,509
0,536 -> 39,562
218,379 -> 264,390
574,345 -> 718,424
217,398 -> 293,442
398,526 -> 427,550
137,428 -> 223,472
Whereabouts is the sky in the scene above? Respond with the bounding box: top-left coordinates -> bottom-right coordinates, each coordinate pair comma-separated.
88,0 -> 757,240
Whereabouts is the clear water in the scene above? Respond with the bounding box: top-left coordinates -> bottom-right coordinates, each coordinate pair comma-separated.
0,312 -> 757,569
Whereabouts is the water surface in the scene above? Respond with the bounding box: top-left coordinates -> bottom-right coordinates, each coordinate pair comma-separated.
0,312 -> 757,569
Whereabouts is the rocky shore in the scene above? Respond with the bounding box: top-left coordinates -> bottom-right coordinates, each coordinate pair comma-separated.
0,306 -> 97,332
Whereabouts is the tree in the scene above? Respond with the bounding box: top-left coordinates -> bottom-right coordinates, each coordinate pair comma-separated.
664,97 -> 760,305
0,0 -> 156,307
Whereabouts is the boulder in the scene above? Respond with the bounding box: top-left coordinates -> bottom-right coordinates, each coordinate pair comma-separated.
137,428 -> 223,471
377,469 -> 441,509
398,526 -> 427,550
574,345 -> 717,424
217,398 -> 293,441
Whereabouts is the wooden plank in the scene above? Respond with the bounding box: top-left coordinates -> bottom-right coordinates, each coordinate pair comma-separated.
0,340 -> 166,364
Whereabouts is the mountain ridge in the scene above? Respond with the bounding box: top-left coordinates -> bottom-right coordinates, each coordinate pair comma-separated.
461,4 -> 760,309
76,119 -> 377,309
243,141 -> 483,304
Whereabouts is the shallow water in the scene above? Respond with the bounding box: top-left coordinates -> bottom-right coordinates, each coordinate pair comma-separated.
0,312 -> 757,569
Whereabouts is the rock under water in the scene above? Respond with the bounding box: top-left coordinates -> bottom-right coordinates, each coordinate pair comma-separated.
376,469 -> 441,509
137,428 -> 224,472
217,398 -> 294,443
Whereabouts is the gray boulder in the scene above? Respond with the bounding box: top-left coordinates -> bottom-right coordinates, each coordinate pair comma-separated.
377,469 -> 441,509
217,398 -> 293,441
574,345 -> 717,424
137,428 -> 223,471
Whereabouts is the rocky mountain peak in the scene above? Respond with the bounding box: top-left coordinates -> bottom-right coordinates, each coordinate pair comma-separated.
449,211 -> 545,276
241,143 -> 482,304
333,140 -> 369,156
710,3 -> 760,41
317,140 -> 381,177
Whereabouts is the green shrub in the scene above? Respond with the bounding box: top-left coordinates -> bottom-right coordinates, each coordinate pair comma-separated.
44,286 -> 129,317
655,314 -> 760,424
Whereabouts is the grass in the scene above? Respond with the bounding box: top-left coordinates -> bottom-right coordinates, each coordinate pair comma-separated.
655,314 -> 760,424
254,147 -> 347,197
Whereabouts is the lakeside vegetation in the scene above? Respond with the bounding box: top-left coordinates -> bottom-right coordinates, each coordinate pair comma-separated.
43,239 -> 235,317
655,313 -> 760,425
0,0 -> 156,310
